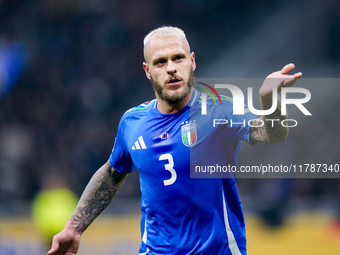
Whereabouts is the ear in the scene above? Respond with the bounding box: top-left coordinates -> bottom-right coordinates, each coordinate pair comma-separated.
190,52 -> 196,71
143,62 -> 151,80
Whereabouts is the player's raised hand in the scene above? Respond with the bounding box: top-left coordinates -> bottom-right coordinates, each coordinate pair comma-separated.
47,228 -> 81,255
259,63 -> 302,97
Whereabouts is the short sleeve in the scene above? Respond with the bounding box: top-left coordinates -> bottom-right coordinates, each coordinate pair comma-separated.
109,117 -> 135,174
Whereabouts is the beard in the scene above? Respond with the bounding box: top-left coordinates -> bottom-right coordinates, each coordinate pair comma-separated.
150,67 -> 195,105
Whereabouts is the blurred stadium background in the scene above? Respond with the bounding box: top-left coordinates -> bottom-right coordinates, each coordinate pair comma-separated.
0,0 -> 339,254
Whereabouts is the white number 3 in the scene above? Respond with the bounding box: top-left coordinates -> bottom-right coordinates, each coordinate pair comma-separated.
159,153 -> 177,186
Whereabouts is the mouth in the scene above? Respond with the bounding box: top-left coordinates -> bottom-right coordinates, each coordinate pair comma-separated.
167,77 -> 182,87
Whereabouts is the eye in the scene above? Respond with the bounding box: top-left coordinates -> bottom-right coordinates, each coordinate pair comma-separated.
154,58 -> 167,66
174,55 -> 184,61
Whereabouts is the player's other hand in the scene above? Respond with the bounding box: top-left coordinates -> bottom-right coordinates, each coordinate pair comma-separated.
47,228 -> 81,255
259,63 -> 302,98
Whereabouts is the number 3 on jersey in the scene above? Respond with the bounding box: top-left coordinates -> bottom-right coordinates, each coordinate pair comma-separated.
159,154 -> 177,186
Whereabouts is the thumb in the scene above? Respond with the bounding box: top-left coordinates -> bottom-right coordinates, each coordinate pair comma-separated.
280,63 -> 295,75
47,237 -> 60,255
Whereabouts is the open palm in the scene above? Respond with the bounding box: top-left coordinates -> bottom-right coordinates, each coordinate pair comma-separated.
259,63 -> 302,97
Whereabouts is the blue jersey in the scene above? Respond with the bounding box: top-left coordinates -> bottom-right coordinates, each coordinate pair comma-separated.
110,88 -> 257,255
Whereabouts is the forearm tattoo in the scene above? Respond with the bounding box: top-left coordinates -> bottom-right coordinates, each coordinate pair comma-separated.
250,95 -> 288,144
69,163 -> 127,233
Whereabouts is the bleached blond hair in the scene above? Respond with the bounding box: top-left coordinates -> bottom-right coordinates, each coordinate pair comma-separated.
143,26 -> 190,61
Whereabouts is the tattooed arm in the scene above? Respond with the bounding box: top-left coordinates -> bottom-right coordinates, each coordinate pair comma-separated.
250,63 -> 302,144
250,94 -> 288,144
47,160 -> 128,255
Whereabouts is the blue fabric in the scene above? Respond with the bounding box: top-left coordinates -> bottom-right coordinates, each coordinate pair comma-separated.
110,89 -> 258,254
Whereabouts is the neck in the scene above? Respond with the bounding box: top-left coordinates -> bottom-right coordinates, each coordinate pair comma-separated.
156,89 -> 193,114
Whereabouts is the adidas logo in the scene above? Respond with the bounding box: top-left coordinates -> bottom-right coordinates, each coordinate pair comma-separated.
132,136 -> 147,150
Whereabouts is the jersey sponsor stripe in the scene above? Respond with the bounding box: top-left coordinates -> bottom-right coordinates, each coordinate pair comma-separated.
139,136 -> 147,149
222,189 -> 242,255
135,141 -> 141,150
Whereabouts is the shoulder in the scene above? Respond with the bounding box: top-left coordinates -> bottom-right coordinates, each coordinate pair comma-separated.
120,99 -> 156,123
126,99 -> 156,113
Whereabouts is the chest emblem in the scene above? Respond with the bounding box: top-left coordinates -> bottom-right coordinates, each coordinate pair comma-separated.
132,136 -> 147,150
181,121 -> 197,147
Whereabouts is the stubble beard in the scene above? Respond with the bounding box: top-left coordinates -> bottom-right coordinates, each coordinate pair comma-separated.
150,68 -> 195,105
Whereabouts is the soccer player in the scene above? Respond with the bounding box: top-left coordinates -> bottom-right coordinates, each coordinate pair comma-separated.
48,26 -> 302,255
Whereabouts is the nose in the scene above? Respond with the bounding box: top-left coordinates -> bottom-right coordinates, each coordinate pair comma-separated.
167,61 -> 177,75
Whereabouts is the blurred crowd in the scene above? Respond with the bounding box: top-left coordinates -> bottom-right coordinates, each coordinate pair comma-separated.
0,0 -> 339,223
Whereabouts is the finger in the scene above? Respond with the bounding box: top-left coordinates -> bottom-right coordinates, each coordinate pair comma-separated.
286,72 -> 302,81
280,63 -> 295,75
47,237 -> 59,255
294,72 -> 303,78
283,74 -> 302,87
